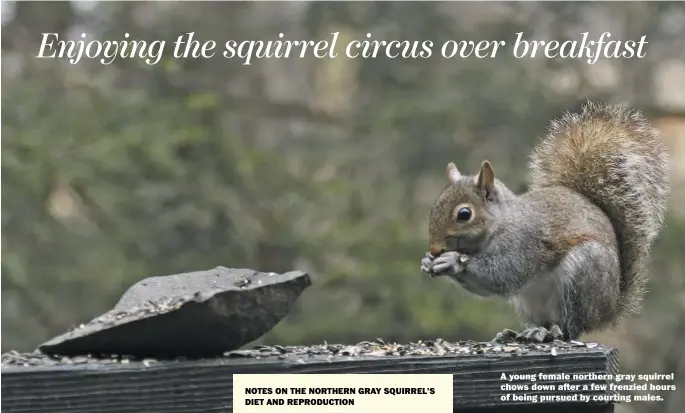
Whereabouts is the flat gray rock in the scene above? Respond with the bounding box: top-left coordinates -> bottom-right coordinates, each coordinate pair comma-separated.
38,267 -> 311,358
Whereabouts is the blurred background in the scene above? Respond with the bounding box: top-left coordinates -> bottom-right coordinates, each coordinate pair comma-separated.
1,1 -> 684,411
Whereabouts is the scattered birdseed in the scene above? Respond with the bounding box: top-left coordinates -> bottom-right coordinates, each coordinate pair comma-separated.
1,338 -> 608,368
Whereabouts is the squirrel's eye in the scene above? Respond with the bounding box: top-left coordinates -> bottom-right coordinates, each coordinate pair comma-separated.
456,207 -> 472,222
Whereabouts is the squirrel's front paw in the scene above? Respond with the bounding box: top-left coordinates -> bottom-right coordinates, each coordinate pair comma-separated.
431,251 -> 467,276
420,252 -> 437,277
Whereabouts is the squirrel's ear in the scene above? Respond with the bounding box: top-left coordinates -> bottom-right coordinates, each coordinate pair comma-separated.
446,162 -> 462,185
476,160 -> 496,200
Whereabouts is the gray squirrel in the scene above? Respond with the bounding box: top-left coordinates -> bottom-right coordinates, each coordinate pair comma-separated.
421,102 -> 670,342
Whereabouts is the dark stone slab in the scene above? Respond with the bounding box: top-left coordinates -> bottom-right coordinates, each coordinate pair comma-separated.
38,267 -> 311,358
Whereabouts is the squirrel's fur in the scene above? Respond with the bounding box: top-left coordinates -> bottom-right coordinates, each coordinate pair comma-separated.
424,102 -> 670,340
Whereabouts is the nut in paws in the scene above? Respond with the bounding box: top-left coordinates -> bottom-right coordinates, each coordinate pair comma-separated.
431,251 -> 467,275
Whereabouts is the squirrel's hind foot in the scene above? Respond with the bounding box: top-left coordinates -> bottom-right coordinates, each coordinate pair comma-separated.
491,325 -> 564,344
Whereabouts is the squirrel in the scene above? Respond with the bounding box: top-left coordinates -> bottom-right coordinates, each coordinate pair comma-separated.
420,101 -> 670,342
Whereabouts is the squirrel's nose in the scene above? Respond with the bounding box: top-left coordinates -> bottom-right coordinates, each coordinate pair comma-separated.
429,243 -> 445,256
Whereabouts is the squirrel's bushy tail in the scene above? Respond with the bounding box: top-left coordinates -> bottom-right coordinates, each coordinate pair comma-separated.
529,101 -> 670,318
